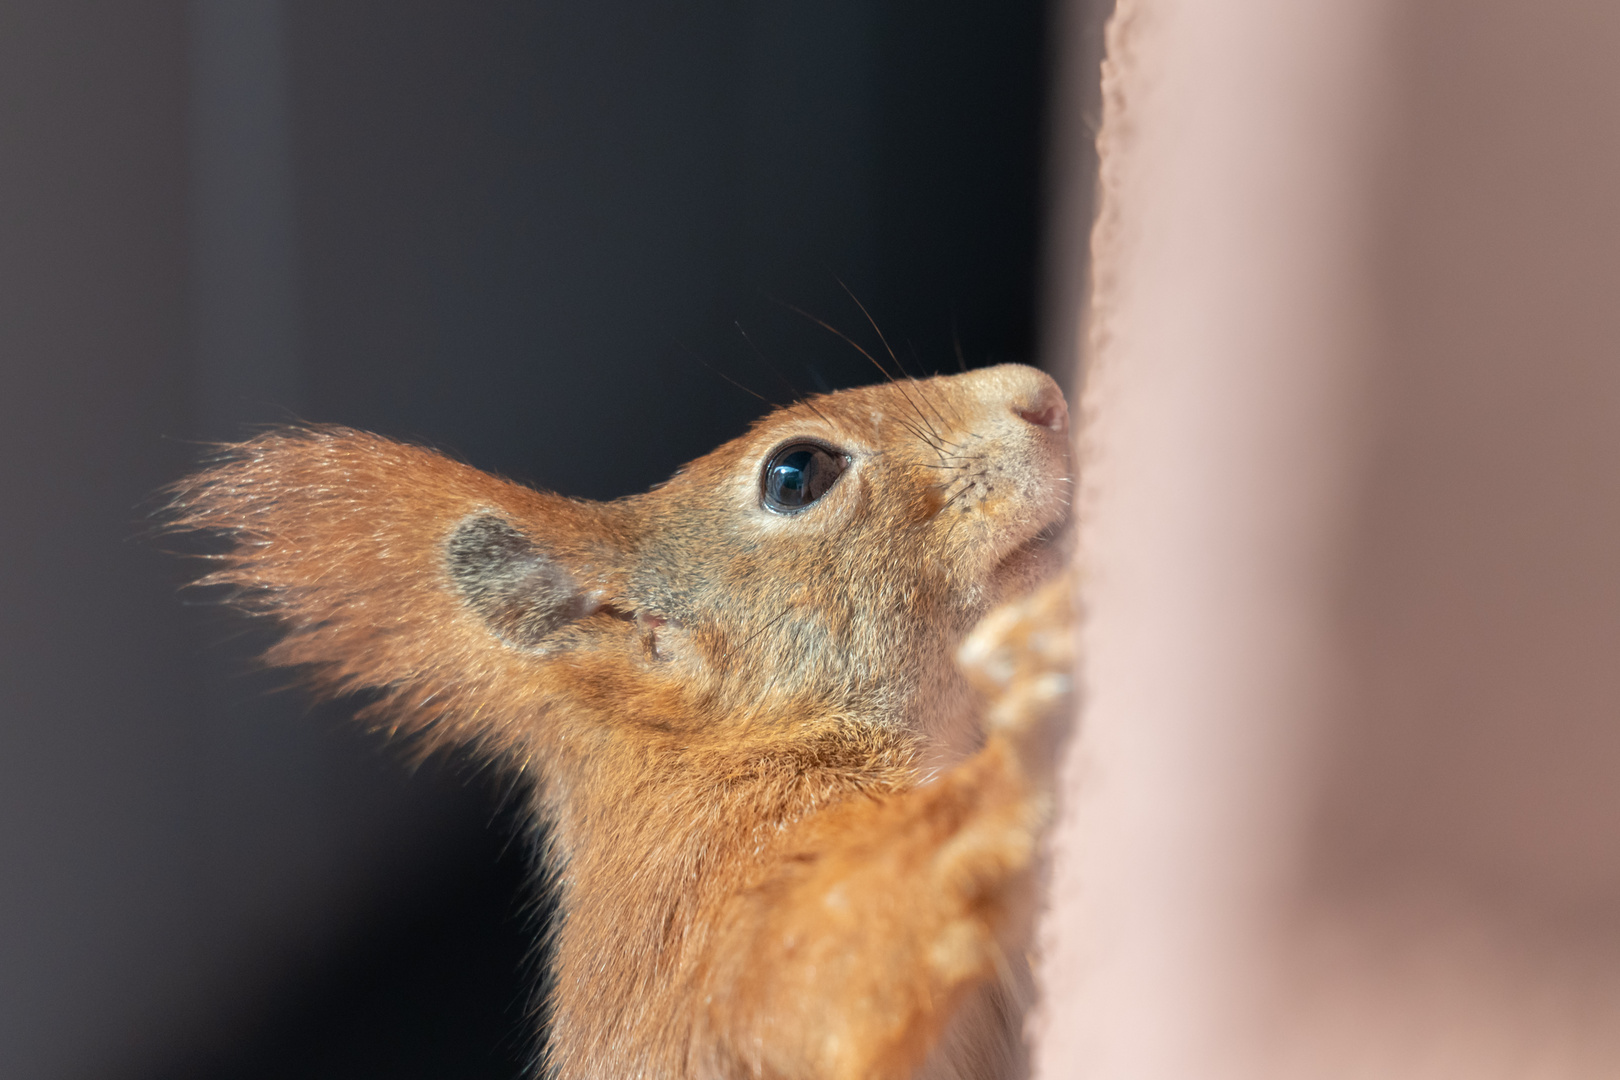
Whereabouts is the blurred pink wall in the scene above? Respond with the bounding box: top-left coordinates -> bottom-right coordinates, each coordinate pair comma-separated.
1037,0 -> 1620,1074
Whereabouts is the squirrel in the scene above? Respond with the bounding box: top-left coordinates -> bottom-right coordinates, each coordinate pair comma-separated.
166,361 -> 1076,1080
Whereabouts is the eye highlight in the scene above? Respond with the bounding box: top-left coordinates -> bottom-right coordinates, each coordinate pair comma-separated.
761,442 -> 848,513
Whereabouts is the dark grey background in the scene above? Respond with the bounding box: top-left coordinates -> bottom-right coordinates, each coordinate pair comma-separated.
0,2 -> 1093,1076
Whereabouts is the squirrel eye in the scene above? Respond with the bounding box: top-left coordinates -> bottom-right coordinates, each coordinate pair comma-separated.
762,442 -> 848,513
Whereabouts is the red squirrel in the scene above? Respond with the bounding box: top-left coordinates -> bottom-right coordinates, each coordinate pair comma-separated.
167,362 -> 1075,1079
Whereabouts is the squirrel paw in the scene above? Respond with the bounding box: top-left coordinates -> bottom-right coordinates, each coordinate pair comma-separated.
956,570 -> 1078,741
917,571 -> 1077,984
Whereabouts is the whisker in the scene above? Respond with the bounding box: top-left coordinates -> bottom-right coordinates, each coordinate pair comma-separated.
834,276 -> 907,379
742,667 -> 785,728
937,478 -> 978,513
887,413 -> 953,457
951,321 -> 969,374
673,335 -> 776,406
781,299 -> 966,451
833,278 -> 958,439
908,377 -> 959,442
725,605 -> 797,669
734,321 -> 837,428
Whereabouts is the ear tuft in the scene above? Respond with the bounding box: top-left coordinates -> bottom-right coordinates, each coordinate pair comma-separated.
447,514 -> 592,649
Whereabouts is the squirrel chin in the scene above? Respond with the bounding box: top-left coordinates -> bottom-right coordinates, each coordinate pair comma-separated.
990,491 -> 1075,601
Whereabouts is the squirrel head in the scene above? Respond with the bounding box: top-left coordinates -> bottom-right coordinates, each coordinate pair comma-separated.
169,364 -> 1070,766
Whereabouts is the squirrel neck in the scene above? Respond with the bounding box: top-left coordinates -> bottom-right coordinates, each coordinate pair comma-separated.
525,707 -> 916,1073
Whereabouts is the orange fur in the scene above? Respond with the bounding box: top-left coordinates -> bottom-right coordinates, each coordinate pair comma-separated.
165,365 -> 1074,1079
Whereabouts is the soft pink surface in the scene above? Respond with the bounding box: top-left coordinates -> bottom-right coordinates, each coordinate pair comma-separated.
1037,0 -> 1620,1074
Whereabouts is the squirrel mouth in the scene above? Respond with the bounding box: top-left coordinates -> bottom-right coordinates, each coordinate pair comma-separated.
991,478 -> 1073,589
1030,511 -> 1070,549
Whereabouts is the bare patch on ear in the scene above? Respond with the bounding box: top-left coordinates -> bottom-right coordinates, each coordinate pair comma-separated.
446,514 -> 596,649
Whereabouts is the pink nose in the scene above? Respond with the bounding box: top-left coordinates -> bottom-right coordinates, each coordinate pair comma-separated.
1015,384 -> 1070,434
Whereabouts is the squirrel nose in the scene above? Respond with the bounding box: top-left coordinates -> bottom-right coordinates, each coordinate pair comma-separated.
1013,378 -> 1070,435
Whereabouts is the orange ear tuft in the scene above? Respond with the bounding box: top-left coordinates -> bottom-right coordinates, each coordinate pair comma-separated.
164,425 -> 610,757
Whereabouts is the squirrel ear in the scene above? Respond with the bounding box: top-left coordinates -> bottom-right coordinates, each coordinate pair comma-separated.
447,513 -> 601,649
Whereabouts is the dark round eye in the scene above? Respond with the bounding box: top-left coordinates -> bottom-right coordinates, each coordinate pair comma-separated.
761,442 -> 848,513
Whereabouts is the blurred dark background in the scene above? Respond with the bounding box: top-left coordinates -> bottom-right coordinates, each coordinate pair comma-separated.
0,2 -> 1097,1076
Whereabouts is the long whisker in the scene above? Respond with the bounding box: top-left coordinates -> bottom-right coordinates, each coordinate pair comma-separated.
834,276 -> 905,379
742,666 -> 785,728
782,301 -> 967,452
734,321 -> 836,428
673,335 -> 777,406
907,371 -> 959,444
886,412 -> 948,451
835,290 -> 957,436
725,605 -> 797,670
705,361 -> 774,405
936,470 -> 986,515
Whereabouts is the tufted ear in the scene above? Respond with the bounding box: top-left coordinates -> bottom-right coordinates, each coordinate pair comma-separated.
446,513 -> 604,650
165,425 -> 616,753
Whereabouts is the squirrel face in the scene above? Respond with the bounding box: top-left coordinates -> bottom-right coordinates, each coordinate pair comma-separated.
446,363 -> 1070,757
167,362 -> 1073,1078
169,363 -> 1068,763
